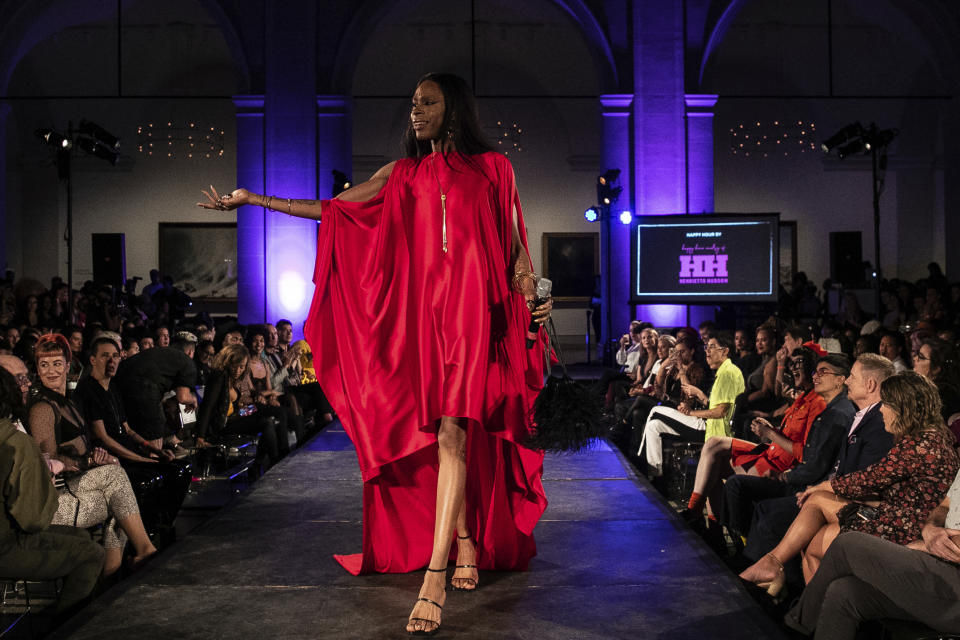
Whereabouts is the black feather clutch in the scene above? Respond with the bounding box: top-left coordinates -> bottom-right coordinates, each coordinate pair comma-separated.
525,319 -> 603,452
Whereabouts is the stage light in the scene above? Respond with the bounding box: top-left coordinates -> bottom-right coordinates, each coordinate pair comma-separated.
836,139 -> 866,160
596,168 -> 623,207
78,120 -> 120,149
619,210 -> 633,225
332,170 -> 352,197
584,206 -> 600,222
76,136 -> 120,165
597,169 -> 620,186
35,128 -> 72,150
602,186 -> 623,206
821,122 -> 863,153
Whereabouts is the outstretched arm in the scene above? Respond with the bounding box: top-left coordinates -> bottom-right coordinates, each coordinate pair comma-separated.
197,162 -> 396,220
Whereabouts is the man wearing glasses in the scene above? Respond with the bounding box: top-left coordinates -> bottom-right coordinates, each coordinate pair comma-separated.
638,331 -> 744,476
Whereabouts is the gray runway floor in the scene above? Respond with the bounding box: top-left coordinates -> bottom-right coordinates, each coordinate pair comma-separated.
55,426 -> 785,639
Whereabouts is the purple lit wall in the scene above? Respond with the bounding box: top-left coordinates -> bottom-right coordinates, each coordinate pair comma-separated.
685,94 -> 718,214
234,95 -> 265,324
261,5 -> 318,342
600,94 -> 633,346
630,1 -> 691,329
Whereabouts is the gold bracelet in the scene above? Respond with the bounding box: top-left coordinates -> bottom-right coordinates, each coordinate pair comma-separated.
511,270 -> 536,293
265,196 -> 273,210
286,198 -> 292,214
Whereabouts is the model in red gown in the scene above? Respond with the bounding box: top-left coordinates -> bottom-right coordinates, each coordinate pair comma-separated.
304,149 -> 547,574
200,72 -> 552,635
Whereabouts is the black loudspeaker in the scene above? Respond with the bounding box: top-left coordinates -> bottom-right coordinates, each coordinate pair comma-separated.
92,233 -> 126,286
829,231 -> 863,286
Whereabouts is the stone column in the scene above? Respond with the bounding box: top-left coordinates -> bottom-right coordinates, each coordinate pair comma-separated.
684,94 -> 718,214
632,1 -> 690,328
233,95 -> 266,323
263,2 -> 318,340
600,94 -> 633,348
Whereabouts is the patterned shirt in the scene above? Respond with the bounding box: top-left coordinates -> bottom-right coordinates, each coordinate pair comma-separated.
832,429 -> 960,545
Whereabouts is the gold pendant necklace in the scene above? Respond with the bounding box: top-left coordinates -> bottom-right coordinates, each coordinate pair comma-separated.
429,155 -> 449,254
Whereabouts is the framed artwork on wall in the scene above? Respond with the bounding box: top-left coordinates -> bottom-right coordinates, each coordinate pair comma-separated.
159,222 -> 237,301
779,220 -> 797,288
541,232 -> 600,303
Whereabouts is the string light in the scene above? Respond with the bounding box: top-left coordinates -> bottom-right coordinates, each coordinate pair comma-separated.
487,120 -> 523,156
136,121 -> 225,159
730,119 -> 817,157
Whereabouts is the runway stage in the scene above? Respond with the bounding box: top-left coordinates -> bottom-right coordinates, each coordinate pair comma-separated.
56,426 -> 785,639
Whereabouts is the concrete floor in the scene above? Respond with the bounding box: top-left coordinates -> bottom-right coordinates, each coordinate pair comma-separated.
52,426 -> 785,640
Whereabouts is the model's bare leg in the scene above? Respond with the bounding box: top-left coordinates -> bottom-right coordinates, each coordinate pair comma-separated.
739,491 -> 846,584
406,416 -> 465,634
452,497 -> 478,590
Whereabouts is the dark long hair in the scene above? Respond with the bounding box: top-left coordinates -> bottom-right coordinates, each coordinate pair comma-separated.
401,73 -> 495,160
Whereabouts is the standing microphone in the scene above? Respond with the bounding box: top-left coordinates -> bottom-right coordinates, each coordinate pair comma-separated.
526,277 -> 552,348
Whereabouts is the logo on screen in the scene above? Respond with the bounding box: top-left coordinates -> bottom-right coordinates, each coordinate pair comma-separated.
679,254 -> 729,284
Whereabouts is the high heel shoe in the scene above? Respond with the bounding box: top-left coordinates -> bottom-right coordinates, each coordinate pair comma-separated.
451,535 -> 479,592
407,567 -> 446,636
751,553 -> 785,599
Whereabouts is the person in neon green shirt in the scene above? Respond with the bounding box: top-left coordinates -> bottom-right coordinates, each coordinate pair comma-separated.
638,331 -> 745,476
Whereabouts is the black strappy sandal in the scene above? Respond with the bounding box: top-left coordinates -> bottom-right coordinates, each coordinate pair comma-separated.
407,567 -> 445,636
451,535 -> 479,592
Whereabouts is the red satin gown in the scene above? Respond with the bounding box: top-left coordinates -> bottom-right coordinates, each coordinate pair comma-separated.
304,151 -> 548,575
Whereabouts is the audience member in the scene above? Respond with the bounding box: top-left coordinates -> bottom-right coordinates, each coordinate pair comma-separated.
195,344 -> 287,471
75,336 -> 192,529
852,333 -> 878,357
732,325 -> 781,437
879,330 -> 910,373
776,326 -> 812,401
194,339 -> 215,389
156,326 -> 171,348
244,326 -> 299,446
276,319 -> 294,353
74,338 -> 171,465
120,334 -> 140,359
622,333 -> 705,456
912,337 -> 960,423
114,342 -> 197,449
732,327 -> 761,377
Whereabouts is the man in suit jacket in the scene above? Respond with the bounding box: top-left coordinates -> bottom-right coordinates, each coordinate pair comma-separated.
726,354 -> 896,565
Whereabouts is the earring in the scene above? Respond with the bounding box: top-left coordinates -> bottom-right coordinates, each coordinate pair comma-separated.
446,127 -> 455,140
